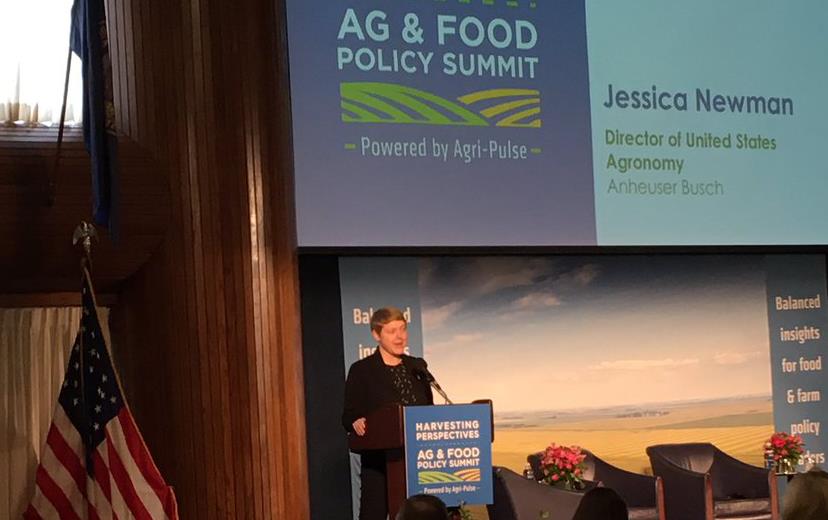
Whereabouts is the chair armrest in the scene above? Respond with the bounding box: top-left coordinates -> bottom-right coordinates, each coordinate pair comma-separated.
594,465 -> 657,507
650,458 -> 710,520
711,452 -> 769,499
490,466 -> 584,520
715,450 -> 767,476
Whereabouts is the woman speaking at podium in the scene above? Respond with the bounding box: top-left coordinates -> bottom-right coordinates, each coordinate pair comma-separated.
343,307 -> 434,520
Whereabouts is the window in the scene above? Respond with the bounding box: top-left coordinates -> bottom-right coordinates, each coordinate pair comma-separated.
1,0 -> 83,127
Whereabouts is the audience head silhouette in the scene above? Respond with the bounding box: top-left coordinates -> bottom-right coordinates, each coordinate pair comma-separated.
572,487 -> 629,520
783,468 -> 828,520
395,494 -> 450,520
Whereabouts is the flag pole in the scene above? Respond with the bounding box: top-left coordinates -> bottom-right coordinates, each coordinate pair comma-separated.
73,221 -> 97,518
49,39 -> 75,207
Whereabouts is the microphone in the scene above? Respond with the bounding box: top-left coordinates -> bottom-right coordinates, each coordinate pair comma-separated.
410,358 -> 433,382
410,358 -> 453,405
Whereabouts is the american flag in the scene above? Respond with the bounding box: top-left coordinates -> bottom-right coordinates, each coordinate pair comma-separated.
24,270 -> 178,519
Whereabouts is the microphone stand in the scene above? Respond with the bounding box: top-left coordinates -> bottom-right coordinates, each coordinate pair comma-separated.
430,380 -> 453,405
412,361 -> 454,404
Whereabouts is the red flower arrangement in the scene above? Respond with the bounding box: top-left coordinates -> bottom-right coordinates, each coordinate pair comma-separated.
764,432 -> 804,469
540,443 -> 586,490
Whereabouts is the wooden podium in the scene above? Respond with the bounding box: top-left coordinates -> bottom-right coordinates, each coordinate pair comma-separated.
348,403 -> 408,517
348,401 -> 494,518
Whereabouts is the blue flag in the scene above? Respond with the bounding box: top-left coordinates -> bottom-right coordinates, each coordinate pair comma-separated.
71,0 -> 118,233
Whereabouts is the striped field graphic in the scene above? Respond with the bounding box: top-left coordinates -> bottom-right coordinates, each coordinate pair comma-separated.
340,83 -> 541,128
418,468 -> 482,484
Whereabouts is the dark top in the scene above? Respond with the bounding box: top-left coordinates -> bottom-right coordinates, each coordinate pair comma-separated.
342,348 -> 434,433
387,363 -> 417,405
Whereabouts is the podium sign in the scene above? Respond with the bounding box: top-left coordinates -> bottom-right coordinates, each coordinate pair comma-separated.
403,404 -> 493,506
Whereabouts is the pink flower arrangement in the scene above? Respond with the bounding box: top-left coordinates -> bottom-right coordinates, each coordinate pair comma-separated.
540,443 -> 586,490
764,432 -> 804,465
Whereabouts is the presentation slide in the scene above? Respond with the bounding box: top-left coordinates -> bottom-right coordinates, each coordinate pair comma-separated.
588,2 -> 827,245
286,0 -> 828,247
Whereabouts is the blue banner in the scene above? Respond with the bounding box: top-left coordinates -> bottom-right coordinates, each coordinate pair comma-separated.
404,404 -> 493,507
765,255 -> 828,468
339,257 -> 423,370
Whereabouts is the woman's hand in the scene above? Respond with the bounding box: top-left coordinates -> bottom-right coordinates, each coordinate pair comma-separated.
352,417 -> 367,436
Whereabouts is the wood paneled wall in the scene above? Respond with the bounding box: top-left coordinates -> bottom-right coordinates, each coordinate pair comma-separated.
0,129 -> 168,294
107,0 -> 309,517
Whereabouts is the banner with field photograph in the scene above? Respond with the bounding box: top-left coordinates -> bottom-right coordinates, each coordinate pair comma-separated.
339,255 -> 828,478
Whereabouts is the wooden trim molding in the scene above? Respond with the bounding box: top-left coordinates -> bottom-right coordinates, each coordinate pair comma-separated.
0,0 -> 308,515
106,0 -> 309,517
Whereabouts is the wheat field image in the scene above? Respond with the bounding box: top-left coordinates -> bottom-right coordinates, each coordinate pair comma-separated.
492,396 -> 773,474
419,256 -> 775,518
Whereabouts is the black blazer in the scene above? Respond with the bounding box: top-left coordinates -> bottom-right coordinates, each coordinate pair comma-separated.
342,348 -> 434,433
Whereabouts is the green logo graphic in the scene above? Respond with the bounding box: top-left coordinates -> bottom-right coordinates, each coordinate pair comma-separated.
341,82 -> 541,128
418,469 -> 482,484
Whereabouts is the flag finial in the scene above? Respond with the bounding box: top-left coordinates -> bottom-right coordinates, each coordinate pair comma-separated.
72,221 -> 98,269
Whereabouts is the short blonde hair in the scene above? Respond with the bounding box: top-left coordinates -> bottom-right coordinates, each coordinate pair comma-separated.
370,307 -> 406,334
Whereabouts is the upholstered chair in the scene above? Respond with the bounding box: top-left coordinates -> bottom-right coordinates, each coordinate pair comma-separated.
646,443 -> 779,520
488,466 -> 585,520
528,450 -> 665,520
